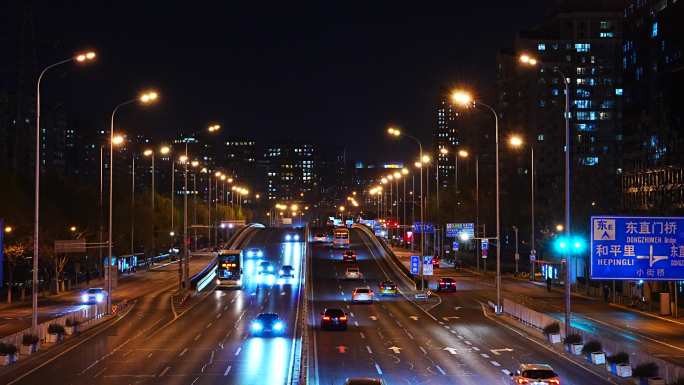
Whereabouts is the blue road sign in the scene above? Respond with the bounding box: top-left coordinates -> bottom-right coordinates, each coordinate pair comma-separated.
590,216 -> 684,280
410,255 -> 420,275
446,223 -> 475,239
481,239 -> 489,250
423,256 -> 434,276
413,222 -> 435,234
452,241 -> 459,251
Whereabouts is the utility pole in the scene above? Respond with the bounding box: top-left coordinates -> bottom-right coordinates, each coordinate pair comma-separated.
513,226 -> 519,275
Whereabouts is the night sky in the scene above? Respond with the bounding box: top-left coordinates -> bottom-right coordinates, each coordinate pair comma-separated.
20,1 -> 550,162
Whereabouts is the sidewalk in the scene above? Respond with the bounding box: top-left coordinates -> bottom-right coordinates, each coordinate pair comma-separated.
0,254 -> 211,338
389,246 -> 684,367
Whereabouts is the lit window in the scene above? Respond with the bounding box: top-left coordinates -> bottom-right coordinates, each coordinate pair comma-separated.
538,43 -> 546,51
537,134 -> 545,141
575,43 -> 591,52
582,157 -> 599,166
574,100 -> 591,109
599,32 -> 614,38
600,20 -> 610,29
615,88 -> 623,96
652,22 -> 658,38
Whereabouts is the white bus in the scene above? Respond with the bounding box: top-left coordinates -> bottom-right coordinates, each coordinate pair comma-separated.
332,228 -> 350,249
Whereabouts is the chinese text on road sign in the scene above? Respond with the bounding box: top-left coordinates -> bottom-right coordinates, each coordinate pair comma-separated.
590,216 -> 684,280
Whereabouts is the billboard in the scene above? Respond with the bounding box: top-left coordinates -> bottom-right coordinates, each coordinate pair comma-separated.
446,223 -> 474,239
590,216 -> 684,280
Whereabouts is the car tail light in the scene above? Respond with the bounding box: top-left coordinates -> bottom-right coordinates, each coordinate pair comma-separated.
516,379 -> 529,384
549,379 -> 560,385
322,316 -> 330,320
339,316 -> 347,321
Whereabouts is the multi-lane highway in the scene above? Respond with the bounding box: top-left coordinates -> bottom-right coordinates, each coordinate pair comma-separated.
0,227 -> 305,385
1,225 -> 625,385
308,228 -> 616,385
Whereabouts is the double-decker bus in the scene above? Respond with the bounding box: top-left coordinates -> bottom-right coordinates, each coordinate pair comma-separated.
216,249 -> 243,289
332,227 -> 350,249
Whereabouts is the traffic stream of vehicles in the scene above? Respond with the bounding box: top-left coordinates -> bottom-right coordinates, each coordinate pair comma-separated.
309,228 -> 616,385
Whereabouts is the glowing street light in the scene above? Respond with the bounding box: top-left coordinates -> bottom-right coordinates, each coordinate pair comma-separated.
450,89 -> 474,107
160,146 -> 171,155
440,147 -> 448,155
112,135 -> 125,145
69,226 -> 77,232
139,91 -> 159,104
387,127 -> 401,137
421,155 -> 431,163
556,224 -> 564,232
458,149 -> 469,158
208,124 -> 221,132
4,226 -> 13,234
509,135 -> 524,147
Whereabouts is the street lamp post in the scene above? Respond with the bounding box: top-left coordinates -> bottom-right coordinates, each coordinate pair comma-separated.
387,127 -> 426,290
509,135 -> 537,281
130,154 -> 135,255
520,53 -> 572,334
144,148 -> 157,266
452,89 -> 502,313
107,91 -> 158,313
32,51 -> 96,331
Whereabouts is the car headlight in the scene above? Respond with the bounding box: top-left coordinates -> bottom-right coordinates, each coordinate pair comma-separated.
273,321 -> 284,331
267,266 -> 274,272
95,293 -> 104,303
216,278 -> 221,284
294,234 -> 300,241
251,322 -> 263,332
279,269 -> 284,275
81,294 -> 88,302
257,251 -> 263,257
285,234 -> 292,241
247,251 -> 254,257
236,279 -> 242,286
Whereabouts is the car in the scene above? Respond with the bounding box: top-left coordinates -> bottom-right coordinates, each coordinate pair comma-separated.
81,288 -> 106,304
344,378 -> 384,385
437,277 -> 457,292
246,248 -> 264,258
320,308 -> 348,330
351,287 -> 374,303
284,233 -> 301,242
257,260 -> 274,274
510,363 -> 561,384
379,280 -> 398,295
342,250 -> 357,262
279,265 -> 295,278
250,313 -> 285,336
312,233 -> 328,242
344,267 -> 363,280
432,257 -> 440,268
257,272 -> 277,285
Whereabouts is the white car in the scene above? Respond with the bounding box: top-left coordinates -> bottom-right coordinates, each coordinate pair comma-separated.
510,363 -> 561,385
351,287 -> 374,303
344,267 -> 363,280
312,233 -> 328,242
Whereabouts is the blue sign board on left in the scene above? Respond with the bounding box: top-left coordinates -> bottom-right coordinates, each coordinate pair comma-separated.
410,255 -> 420,275
413,222 -> 435,234
590,216 -> 684,280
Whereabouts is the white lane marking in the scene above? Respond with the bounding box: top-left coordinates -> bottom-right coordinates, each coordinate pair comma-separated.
354,321 -> 359,327
346,305 -> 350,309
419,346 -> 427,355
374,363 -> 383,375
206,322 -> 212,329
350,312 -> 355,317
502,369 -> 511,376
464,341 -> 472,345
194,334 -> 201,341
159,366 -> 171,377
340,291 -> 345,296
457,335 -> 464,339
147,352 -> 153,358
450,330 -> 458,334
471,346 -> 480,352
444,325 -> 451,329
490,360 -> 501,367
93,367 -> 107,378
209,350 -> 215,364
224,365 -> 232,376
480,353 -> 490,358
435,365 -> 446,375
396,320 -> 403,328
235,347 -> 242,356
360,332 -> 366,339
190,376 -> 200,385
388,312 -> 395,318
179,348 -> 188,357
369,315 -> 378,321
216,313 -> 222,319
406,331 -> 414,340
366,345 -> 373,354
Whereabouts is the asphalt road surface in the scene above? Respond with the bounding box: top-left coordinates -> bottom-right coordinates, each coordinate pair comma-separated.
1,227 -> 307,385
308,228 -> 617,385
